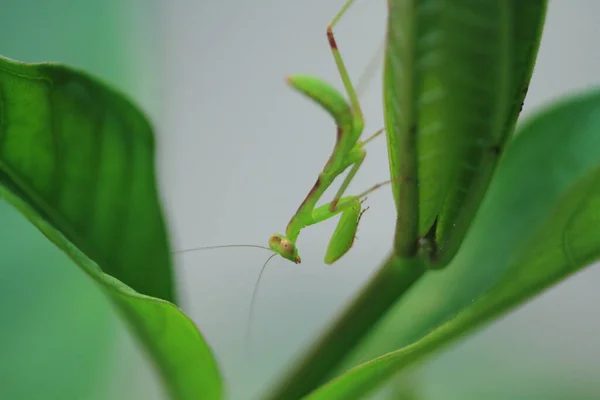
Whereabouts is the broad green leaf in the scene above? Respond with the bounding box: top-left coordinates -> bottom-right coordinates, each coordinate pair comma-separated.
0,1 -> 125,399
414,0 -> 511,267
502,1 -> 548,139
306,88 -> 600,399
0,56 -> 223,400
383,0 -> 420,254
0,56 -> 172,300
384,0 -> 524,265
430,0 -> 547,266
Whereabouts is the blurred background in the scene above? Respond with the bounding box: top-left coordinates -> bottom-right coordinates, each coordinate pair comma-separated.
1,0 -> 599,399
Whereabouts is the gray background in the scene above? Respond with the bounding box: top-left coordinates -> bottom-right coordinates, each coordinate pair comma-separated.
125,0 -> 600,399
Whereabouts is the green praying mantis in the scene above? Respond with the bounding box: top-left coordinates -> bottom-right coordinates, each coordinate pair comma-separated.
174,0 -> 394,348
177,0 -> 391,268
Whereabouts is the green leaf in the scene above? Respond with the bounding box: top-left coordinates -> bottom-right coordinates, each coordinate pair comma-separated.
502,0 -> 548,138
305,88 -> 600,399
414,0 -> 512,267
383,0 -> 420,254
384,0 -> 537,265
0,56 -> 223,400
0,56 -> 172,300
0,1 -> 127,399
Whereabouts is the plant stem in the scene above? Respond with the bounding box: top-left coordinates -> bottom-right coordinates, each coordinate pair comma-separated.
264,254 -> 425,400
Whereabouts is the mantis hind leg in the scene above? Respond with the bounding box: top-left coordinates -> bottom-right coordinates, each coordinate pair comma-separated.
327,0 -> 364,139
329,148 -> 366,212
362,127 -> 385,146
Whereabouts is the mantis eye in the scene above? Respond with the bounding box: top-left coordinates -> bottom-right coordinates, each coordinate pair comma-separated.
268,234 -> 282,249
280,238 -> 295,255
280,239 -> 301,264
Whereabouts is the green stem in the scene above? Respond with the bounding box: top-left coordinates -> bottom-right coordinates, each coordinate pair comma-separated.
264,255 -> 425,400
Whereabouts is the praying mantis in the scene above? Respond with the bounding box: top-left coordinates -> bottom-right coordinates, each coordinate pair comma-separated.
173,0 -> 392,348
269,0 -> 389,265
177,0 -> 390,267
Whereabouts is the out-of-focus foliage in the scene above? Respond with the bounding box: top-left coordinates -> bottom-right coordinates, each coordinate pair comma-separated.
0,1 -> 133,399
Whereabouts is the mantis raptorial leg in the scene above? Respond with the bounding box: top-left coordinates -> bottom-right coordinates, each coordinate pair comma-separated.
268,0 -> 388,265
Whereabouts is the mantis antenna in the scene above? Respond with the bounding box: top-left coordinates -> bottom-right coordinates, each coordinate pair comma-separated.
245,252 -> 278,357
173,244 -> 273,255
355,38 -> 385,99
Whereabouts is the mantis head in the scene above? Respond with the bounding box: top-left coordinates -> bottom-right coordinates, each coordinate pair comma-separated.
268,234 -> 301,264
